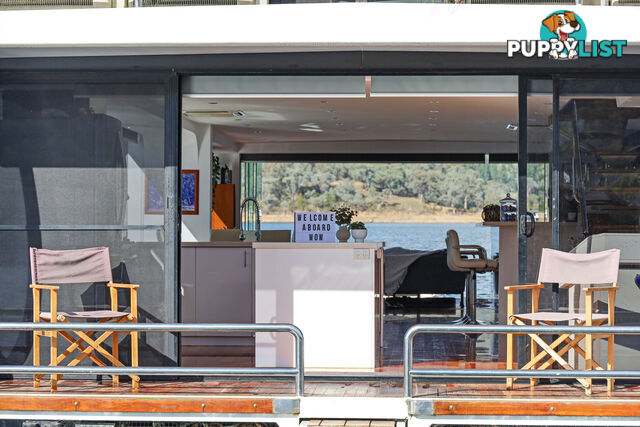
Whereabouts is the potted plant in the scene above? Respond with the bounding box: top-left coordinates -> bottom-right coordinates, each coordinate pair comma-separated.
331,205 -> 358,243
350,221 -> 367,243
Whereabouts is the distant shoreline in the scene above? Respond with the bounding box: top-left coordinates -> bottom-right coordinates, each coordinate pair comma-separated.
262,211 -> 482,224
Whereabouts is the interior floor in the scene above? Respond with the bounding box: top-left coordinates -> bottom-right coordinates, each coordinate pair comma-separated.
380,296 -> 500,372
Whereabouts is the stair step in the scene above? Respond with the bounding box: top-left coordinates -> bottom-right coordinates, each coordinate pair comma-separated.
587,205 -> 640,211
590,224 -> 640,231
588,187 -> 640,191
587,151 -> 640,156
589,169 -> 640,174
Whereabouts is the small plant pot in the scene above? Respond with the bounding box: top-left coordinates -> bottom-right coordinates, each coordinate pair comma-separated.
351,229 -> 368,243
336,225 -> 350,243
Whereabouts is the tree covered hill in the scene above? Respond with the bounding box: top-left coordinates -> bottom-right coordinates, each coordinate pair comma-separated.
259,162 -> 547,216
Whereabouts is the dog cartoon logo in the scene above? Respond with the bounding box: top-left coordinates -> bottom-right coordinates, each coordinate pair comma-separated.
540,10 -> 587,60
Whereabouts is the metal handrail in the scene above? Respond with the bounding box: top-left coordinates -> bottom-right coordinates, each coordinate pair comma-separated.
404,324 -> 640,398
0,322 -> 304,397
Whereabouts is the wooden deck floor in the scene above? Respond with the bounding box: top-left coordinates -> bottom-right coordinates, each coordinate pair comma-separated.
2,378 -> 640,418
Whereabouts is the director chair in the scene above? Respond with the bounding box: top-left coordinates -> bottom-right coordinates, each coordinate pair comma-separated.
506,248 -> 620,395
30,247 -> 140,391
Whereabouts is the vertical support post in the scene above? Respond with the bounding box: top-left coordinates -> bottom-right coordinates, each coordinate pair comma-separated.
110,283 -> 119,386
585,290 -> 593,395
530,286 -> 540,387
608,287 -> 616,392
404,328 -> 414,398
294,328 -> 304,397
50,289 -> 58,392
517,76 -> 528,367
165,72 -> 181,365
552,77 -> 560,312
32,286 -> 41,388
506,290 -> 514,390
130,287 -> 139,389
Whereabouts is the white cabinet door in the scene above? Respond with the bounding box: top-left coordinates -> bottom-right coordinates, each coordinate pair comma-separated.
195,248 -> 253,325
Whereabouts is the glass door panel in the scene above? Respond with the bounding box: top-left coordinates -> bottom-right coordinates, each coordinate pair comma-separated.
558,78 -> 640,371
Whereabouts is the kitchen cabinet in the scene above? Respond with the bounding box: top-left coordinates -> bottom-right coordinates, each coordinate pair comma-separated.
180,243 -> 254,366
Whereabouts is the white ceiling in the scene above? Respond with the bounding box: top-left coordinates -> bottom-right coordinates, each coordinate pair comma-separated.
183,95 -> 544,146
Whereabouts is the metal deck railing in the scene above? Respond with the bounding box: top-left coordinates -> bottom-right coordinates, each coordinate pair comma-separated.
4,322 -> 640,401
404,323 -> 640,398
0,322 -> 305,397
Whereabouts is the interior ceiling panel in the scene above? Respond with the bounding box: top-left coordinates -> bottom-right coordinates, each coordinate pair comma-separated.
182,95 -> 532,145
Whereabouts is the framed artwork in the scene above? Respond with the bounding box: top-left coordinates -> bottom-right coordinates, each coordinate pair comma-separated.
145,170 -> 165,215
181,169 -> 199,215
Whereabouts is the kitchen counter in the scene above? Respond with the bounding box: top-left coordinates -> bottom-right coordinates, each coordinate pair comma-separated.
254,242 -> 384,372
181,241 -> 253,248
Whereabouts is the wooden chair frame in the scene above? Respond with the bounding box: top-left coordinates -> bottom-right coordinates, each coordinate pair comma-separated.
506,282 -> 618,395
32,280 -> 140,392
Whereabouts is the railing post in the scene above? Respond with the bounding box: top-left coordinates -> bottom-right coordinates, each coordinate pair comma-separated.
404,326 -> 415,398
293,325 -> 305,397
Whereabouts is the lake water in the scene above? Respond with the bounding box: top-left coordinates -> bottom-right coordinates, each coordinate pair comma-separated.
262,222 -> 499,299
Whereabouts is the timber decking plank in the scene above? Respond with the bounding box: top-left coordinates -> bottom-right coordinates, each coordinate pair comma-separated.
0,395 -> 274,414
433,399 -> 640,417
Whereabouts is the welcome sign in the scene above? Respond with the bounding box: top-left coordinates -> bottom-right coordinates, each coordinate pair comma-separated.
294,212 -> 336,243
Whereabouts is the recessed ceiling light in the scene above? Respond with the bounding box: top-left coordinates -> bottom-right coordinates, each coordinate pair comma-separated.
300,123 -> 321,129
506,124 -> 519,131
336,122 -> 344,126
182,110 -> 233,117
320,100 -> 328,104
429,100 -> 440,104
428,123 -> 437,127
428,117 -> 438,121
429,110 -> 439,113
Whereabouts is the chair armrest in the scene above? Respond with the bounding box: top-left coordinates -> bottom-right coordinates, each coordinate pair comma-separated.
458,245 -> 487,259
107,283 -> 139,289
504,283 -> 544,292
459,245 -> 485,250
29,284 -> 60,291
583,286 -> 619,293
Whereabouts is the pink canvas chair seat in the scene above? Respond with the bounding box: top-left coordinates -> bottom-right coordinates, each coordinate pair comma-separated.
39,310 -> 129,321
513,312 -> 608,323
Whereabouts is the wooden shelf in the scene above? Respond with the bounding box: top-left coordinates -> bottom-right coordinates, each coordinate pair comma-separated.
482,221 -> 517,227
212,183 -> 235,230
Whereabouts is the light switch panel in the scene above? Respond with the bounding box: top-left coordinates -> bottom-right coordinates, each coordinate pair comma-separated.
353,248 -> 370,260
